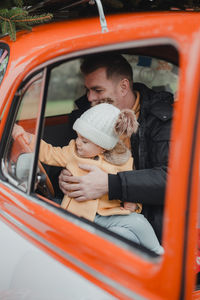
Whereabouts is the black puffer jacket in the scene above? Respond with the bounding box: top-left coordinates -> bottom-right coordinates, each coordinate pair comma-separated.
109,83 -> 174,241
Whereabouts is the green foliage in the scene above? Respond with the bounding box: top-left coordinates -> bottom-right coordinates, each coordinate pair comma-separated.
0,0 -> 53,41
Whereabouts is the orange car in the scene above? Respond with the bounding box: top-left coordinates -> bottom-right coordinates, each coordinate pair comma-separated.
0,4 -> 200,300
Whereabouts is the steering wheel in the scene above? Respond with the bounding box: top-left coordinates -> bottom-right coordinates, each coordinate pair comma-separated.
13,133 -> 55,198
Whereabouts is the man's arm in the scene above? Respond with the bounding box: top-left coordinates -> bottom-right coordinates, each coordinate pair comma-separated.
59,164 -> 166,205
59,165 -> 108,201
109,112 -> 171,205
109,166 -> 167,205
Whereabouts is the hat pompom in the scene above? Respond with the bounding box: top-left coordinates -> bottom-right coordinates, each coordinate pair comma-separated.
114,109 -> 139,137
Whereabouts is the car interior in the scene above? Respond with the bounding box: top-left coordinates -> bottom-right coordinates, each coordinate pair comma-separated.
42,44 -> 179,199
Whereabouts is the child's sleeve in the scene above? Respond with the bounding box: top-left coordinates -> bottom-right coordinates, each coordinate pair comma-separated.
39,140 -> 70,167
12,124 -> 35,150
13,124 -> 69,167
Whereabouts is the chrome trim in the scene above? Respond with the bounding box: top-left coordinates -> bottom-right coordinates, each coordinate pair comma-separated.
0,210 -> 148,300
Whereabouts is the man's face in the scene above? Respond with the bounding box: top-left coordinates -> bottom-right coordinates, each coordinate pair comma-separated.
84,67 -> 123,109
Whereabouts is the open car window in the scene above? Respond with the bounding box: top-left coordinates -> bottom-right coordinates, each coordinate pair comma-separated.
125,54 -> 178,96
45,54 -> 178,119
2,44 -> 179,256
45,60 -> 84,117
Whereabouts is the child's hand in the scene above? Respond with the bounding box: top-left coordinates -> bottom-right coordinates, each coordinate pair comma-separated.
12,124 -> 25,139
12,124 -> 31,144
121,202 -> 137,212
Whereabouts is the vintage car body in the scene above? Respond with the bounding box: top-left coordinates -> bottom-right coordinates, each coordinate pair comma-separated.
0,9 -> 200,300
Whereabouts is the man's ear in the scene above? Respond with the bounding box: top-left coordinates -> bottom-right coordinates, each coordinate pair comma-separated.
119,78 -> 130,96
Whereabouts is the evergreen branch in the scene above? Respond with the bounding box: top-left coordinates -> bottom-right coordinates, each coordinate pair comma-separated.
14,14 -> 53,24
15,23 -> 32,31
10,12 -> 28,19
0,15 -> 9,22
10,8 -> 28,19
0,2 -> 53,41
7,19 -> 16,41
2,21 -> 8,35
0,9 -> 9,18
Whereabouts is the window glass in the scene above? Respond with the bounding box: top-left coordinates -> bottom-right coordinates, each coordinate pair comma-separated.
45,60 -> 84,117
125,55 -> 178,97
2,72 -> 43,192
0,46 -> 9,85
45,55 -> 178,119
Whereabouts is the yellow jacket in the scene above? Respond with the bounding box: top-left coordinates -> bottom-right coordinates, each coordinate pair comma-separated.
39,139 -> 135,221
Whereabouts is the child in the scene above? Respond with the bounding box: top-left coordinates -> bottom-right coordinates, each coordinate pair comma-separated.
13,103 -> 163,254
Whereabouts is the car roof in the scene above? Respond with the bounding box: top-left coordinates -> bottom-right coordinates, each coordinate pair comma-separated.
1,11 -> 198,64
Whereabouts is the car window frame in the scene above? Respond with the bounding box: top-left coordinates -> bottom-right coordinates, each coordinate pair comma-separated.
0,68 -> 49,194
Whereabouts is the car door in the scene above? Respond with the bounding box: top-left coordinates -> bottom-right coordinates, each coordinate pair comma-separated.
0,12 -> 200,300
0,43 -> 177,300
181,83 -> 200,300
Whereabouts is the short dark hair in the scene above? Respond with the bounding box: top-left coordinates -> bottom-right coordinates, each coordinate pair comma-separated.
80,53 -> 133,83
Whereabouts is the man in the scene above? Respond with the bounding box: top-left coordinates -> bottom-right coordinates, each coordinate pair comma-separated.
59,53 -> 174,242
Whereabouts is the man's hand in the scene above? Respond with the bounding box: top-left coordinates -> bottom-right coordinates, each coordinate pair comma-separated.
59,168 -> 73,195
59,164 -> 108,201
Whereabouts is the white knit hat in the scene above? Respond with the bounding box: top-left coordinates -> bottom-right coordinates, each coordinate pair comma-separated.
73,103 -> 121,150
